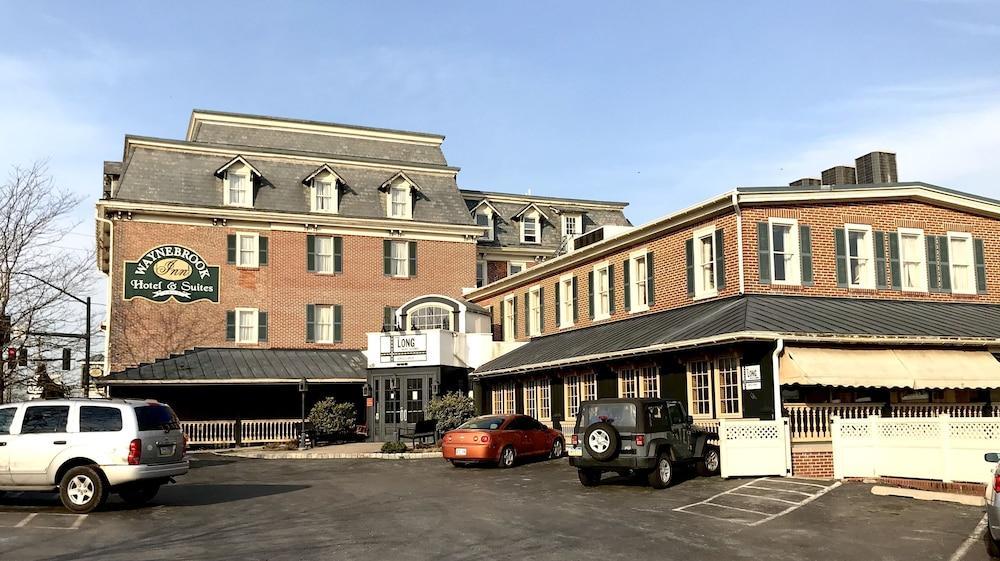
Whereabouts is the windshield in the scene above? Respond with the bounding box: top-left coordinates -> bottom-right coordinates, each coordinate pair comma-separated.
576,403 -> 638,432
458,416 -> 506,430
134,404 -> 180,431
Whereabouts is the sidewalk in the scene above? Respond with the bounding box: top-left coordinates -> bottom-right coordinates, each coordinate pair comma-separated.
215,442 -> 443,460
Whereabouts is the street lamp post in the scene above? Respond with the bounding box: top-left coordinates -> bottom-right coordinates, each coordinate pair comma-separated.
298,377 -> 309,450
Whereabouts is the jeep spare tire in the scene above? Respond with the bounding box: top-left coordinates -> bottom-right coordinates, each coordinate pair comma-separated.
584,422 -> 620,461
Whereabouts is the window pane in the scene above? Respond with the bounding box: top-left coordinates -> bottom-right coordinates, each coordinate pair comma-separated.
689,361 -> 712,416
848,230 -> 865,257
134,404 -> 179,431
21,406 -> 69,434
317,305 -> 332,342
80,406 -> 123,432
0,407 -> 16,434
717,357 -> 741,415
410,306 -> 451,330
238,310 -> 255,342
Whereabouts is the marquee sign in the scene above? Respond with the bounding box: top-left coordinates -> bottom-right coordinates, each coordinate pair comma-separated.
124,245 -> 220,303
379,334 -> 428,363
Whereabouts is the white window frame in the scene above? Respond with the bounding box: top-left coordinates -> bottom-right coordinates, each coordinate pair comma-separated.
629,249 -> 650,313
693,225 -> 718,299
897,227 -> 927,293
314,235 -> 335,274
314,304 -> 336,343
492,382 -> 517,415
564,373 -> 597,419
521,212 -> 540,244
618,366 -> 659,399
714,356 -> 743,419
235,307 -> 259,344
476,260 -> 487,288
768,217 -> 801,286
509,261 -> 526,276
687,357 -> 743,419
562,214 -> 581,238
687,359 -> 714,419
527,286 -> 542,337
389,240 -> 409,278
387,182 -> 412,219
502,296 -> 515,342
947,231 -> 976,295
223,167 -> 252,208
845,224 -> 876,289
593,262 -> 611,320
475,210 -> 494,241
523,379 -> 551,421
559,274 -> 574,328
408,304 -> 452,331
235,232 -> 259,268
311,174 -> 338,214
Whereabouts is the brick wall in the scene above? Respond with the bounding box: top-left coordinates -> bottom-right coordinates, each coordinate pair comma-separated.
742,200 -> 1000,302
108,219 -> 476,371
791,449 -> 834,478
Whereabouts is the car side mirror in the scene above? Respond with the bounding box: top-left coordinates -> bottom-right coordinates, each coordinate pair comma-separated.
686,415 -> 694,424
986,452 -> 1000,463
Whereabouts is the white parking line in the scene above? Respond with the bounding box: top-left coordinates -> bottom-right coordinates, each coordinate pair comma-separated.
13,513 -> 37,528
1,512 -> 88,530
674,477 -> 841,526
948,514 -> 988,561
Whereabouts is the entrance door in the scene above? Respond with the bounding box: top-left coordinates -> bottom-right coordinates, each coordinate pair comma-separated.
375,375 -> 433,441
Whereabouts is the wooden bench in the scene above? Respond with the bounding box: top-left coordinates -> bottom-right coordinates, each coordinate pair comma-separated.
398,419 -> 437,447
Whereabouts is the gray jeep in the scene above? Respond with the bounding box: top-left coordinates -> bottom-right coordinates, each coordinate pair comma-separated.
567,398 -> 720,488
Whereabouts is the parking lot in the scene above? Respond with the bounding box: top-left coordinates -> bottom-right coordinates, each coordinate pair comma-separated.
0,453 -> 993,561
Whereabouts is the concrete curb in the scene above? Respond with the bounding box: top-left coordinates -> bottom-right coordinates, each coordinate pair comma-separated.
871,485 -> 985,506
215,449 -> 443,460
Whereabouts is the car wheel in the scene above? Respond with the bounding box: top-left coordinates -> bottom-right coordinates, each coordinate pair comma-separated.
498,446 -> 516,468
118,482 -> 160,506
987,531 -> 1000,558
697,446 -> 721,477
550,438 -> 564,459
578,469 -> 601,487
583,422 -> 620,462
647,453 -> 674,489
59,466 -> 108,513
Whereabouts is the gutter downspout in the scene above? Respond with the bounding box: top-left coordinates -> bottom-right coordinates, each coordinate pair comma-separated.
95,210 -> 114,385
733,191 -> 745,295
771,337 -> 784,420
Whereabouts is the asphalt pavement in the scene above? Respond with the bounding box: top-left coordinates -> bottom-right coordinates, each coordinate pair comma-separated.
0,453 -> 992,561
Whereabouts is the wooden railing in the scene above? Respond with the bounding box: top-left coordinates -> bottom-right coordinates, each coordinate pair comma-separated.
180,419 -> 300,447
786,403 -> 1000,442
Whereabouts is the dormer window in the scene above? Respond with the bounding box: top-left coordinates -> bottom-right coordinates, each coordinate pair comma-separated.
380,171 -> 419,220
216,155 -> 261,209
562,214 -> 582,238
521,214 -> 540,244
476,210 -> 494,241
304,165 -> 343,214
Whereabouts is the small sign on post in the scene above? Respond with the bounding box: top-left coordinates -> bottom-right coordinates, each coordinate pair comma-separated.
743,364 -> 762,390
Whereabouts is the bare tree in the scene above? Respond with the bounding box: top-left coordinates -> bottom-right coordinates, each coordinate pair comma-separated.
0,161 -> 96,402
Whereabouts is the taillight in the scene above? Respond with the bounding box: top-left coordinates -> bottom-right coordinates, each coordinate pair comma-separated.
571,434 -> 579,446
446,435 -> 453,442
128,439 -> 142,465
635,435 -> 645,446
480,434 -> 489,444
473,435 -> 479,442
994,473 -> 1000,494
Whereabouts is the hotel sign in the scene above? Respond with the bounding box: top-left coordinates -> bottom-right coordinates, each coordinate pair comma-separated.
379,334 -> 427,363
124,245 -> 220,303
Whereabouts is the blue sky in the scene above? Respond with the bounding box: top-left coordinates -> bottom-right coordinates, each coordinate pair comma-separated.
2,0 -> 999,236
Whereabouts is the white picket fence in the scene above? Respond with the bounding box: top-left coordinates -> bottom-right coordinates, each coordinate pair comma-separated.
719,418 -> 792,478
180,419 -> 301,447
832,414 -> 1000,484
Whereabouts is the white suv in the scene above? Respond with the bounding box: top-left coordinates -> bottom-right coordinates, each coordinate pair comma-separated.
0,398 -> 189,513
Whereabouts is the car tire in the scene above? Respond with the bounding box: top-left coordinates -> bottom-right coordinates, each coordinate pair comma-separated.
118,482 -> 160,506
578,469 -> 601,487
59,466 -> 108,513
697,446 -> 721,477
987,532 -> 1000,558
498,446 -> 516,468
583,422 -> 620,462
647,453 -> 674,489
550,438 -> 564,459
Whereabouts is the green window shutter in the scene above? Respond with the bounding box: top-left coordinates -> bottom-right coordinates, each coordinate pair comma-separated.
539,287 -> 545,333
571,277 -> 579,323
306,304 -> 315,343
834,228 -> 848,288
874,231 -> 888,289
383,240 -> 392,276
685,239 -> 695,297
800,225 -> 813,285
306,235 -> 316,272
334,236 -> 343,273
523,292 -> 531,336
714,229 -> 725,290
383,306 -> 394,331
623,259 -> 631,310
226,310 -> 235,341
258,236 -> 268,265
227,234 -> 236,264
608,263 -> 616,314
888,233 -> 901,291
258,311 -> 268,342
646,251 -> 655,305
333,305 -> 343,343
974,238 -> 987,294
587,271 -> 595,319
757,222 -> 771,284
513,295 -> 519,338
554,282 -> 561,326
938,236 -> 951,291
408,241 -> 417,277
498,304 -> 505,341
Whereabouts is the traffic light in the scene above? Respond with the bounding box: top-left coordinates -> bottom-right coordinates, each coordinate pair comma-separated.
17,347 -> 27,367
61,348 -> 71,370
6,347 -> 14,367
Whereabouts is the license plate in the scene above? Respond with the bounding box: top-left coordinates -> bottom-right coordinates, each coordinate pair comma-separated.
158,444 -> 175,456
455,448 -> 467,456
568,448 -> 583,457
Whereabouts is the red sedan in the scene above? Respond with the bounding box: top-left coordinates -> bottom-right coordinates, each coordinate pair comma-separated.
442,414 -> 565,468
